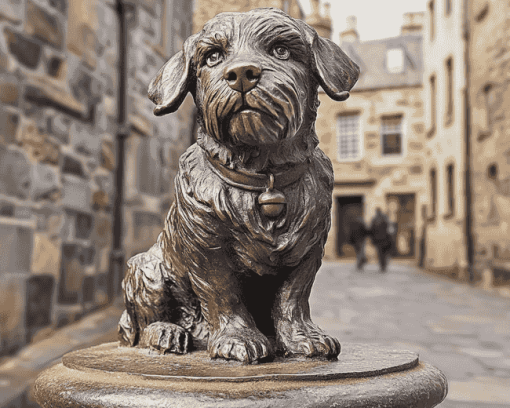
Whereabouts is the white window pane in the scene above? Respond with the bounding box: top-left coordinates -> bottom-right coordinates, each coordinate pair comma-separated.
337,115 -> 360,160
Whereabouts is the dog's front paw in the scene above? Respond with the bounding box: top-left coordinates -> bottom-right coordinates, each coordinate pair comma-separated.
208,326 -> 273,364
277,320 -> 340,359
139,322 -> 190,354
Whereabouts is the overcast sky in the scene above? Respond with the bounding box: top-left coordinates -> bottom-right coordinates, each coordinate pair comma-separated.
300,0 -> 428,42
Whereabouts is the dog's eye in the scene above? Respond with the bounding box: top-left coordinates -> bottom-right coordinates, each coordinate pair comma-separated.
272,45 -> 290,60
206,51 -> 223,67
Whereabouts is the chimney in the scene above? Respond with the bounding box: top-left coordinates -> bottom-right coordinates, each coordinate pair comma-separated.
305,0 -> 332,39
401,12 -> 424,35
340,15 -> 359,44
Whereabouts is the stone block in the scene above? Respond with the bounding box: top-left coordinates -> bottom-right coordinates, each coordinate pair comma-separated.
18,121 -> 60,164
67,0 -> 98,68
101,140 -> 115,171
61,175 -> 92,213
25,0 -> 64,49
0,272 -> 27,354
58,244 -> 85,304
0,224 -> 33,274
62,155 -> 86,179
0,0 -> 23,24
62,209 -> 94,241
32,163 -> 61,202
0,146 -> 31,199
49,0 -> 67,14
25,275 -> 55,341
0,73 -> 19,106
70,123 -> 101,157
31,232 -> 61,278
0,202 -> 15,217
47,112 -> 71,144
4,28 -> 42,69
70,70 -> 101,107
0,108 -> 19,145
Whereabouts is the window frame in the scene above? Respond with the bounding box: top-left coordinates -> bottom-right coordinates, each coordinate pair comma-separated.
444,163 -> 455,219
428,74 -> 436,137
428,1 -> 435,41
445,0 -> 452,16
381,114 -> 404,157
445,57 -> 454,126
429,168 -> 437,221
336,113 -> 363,162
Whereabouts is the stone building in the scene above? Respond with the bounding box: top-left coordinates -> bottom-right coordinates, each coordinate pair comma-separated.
315,14 -> 427,261
421,0 -> 470,278
468,0 -> 510,284
0,0 -> 194,356
193,0 -> 304,32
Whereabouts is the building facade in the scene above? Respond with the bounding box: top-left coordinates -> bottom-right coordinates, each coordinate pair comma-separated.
0,0 -> 194,356
316,14 -> 427,261
468,0 -> 510,284
421,0 -> 469,278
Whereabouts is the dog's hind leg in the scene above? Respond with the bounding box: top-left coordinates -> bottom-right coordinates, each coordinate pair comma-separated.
273,244 -> 341,359
118,233 -> 195,354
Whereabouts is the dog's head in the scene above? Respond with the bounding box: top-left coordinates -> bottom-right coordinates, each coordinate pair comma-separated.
149,8 -> 359,148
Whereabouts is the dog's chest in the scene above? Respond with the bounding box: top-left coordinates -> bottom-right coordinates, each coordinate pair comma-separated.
177,145 -> 333,271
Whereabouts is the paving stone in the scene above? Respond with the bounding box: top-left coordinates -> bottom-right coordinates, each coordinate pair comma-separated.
25,0 -> 64,49
3,28 -> 41,69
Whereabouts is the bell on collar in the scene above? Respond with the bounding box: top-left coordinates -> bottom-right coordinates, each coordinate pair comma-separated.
258,174 -> 286,217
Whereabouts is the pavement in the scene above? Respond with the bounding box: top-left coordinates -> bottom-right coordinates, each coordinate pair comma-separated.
311,260 -> 510,408
0,300 -> 124,408
1,260 -> 510,407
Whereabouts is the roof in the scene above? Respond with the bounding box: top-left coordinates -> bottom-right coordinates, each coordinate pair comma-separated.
341,34 -> 423,91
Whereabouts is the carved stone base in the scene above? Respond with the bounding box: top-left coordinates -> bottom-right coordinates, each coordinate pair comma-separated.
35,342 -> 447,408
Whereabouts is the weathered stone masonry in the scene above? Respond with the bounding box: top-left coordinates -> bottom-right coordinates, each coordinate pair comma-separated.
0,0 -> 194,356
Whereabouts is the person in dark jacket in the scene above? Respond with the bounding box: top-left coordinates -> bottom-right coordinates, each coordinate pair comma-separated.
370,208 -> 392,272
347,216 -> 368,270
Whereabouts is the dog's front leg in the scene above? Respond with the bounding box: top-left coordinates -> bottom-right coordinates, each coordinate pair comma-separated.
273,244 -> 340,359
187,248 -> 273,364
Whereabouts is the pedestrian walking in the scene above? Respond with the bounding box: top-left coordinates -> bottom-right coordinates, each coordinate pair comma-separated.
347,216 -> 368,270
370,208 -> 393,272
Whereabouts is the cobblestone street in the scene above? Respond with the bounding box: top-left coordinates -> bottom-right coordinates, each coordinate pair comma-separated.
311,261 -> 510,407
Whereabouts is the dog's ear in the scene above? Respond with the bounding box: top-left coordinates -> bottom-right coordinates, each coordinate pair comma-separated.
148,33 -> 199,116
297,20 -> 359,102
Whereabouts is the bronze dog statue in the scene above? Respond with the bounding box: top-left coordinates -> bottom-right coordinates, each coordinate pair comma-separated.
118,8 -> 359,364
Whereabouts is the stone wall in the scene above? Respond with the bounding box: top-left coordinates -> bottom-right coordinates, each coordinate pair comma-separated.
0,0 -> 194,356
469,0 -> 510,281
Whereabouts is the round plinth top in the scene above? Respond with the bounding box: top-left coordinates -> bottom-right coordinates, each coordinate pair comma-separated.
35,342 -> 447,408
63,342 -> 418,382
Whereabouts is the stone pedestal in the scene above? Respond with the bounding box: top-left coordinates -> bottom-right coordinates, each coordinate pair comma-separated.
35,342 -> 447,408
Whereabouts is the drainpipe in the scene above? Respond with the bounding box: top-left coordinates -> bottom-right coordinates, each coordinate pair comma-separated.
109,0 -> 129,301
463,0 -> 474,282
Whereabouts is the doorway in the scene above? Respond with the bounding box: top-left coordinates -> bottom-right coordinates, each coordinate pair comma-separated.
336,195 -> 364,257
386,193 -> 416,258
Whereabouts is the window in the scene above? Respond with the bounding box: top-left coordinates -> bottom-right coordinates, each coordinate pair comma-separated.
381,115 -> 403,155
445,0 -> 451,16
446,164 -> 454,217
386,48 -> 404,73
428,1 -> 435,40
445,58 -> 453,125
428,74 -> 436,136
337,114 -> 361,161
430,168 -> 437,219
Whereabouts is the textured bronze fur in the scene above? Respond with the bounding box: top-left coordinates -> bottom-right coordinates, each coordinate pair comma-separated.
118,8 -> 359,363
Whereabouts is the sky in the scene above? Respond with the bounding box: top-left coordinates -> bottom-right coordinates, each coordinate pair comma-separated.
299,0 -> 428,42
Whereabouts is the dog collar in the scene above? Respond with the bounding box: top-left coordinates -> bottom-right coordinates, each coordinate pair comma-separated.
205,154 -> 309,192
205,153 -> 310,217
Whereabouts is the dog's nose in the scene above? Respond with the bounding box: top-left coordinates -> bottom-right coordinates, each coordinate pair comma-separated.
223,63 -> 261,93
